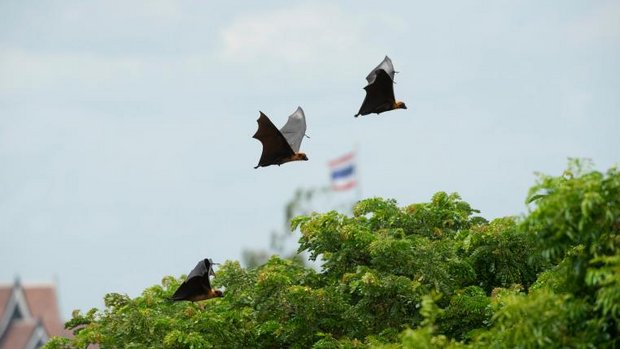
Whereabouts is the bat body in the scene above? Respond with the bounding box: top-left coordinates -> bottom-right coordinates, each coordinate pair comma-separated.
355,56 -> 407,117
253,107 -> 309,168
171,258 -> 223,302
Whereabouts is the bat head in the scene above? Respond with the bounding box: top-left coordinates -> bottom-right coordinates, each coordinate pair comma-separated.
395,101 -> 407,110
297,152 -> 309,161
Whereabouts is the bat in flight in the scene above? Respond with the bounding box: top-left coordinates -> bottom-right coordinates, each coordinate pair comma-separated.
171,258 -> 223,302
253,106 -> 309,168
355,56 -> 407,117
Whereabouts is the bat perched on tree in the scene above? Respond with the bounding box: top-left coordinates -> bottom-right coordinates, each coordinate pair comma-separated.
171,258 -> 223,302
253,107 -> 309,168
355,56 -> 407,117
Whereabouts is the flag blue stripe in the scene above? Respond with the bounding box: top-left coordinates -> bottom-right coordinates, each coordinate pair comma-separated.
330,164 -> 355,180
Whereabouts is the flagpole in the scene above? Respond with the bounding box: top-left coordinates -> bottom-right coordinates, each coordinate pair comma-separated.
354,142 -> 362,204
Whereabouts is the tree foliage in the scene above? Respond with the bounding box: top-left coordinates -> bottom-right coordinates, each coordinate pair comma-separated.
45,161 -> 620,348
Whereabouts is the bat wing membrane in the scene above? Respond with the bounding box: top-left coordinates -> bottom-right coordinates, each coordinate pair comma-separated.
172,259 -> 213,301
279,106 -> 306,153
357,69 -> 396,116
253,112 -> 295,167
186,259 -> 209,279
365,56 -> 396,85
172,278 -> 205,300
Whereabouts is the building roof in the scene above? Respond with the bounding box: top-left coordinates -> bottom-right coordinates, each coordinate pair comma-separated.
23,285 -> 72,338
0,280 -> 71,349
0,319 -> 46,349
0,288 -> 11,324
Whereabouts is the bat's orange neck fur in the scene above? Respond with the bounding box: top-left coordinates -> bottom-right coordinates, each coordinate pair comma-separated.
209,289 -> 224,298
393,101 -> 407,110
280,152 -> 309,165
291,152 -> 308,161
188,289 -> 223,302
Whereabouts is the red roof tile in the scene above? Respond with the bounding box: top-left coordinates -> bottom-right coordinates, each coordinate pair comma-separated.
0,318 -> 39,349
0,287 -> 11,323
22,284 -> 72,338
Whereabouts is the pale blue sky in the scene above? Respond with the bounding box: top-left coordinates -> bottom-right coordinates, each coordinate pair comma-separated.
1,1 -> 618,318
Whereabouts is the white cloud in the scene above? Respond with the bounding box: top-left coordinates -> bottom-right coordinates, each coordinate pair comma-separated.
0,48 -> 219,95
0,48 -> 146,92
59,0 -> 183,23
221,3 -> 362,64
568,1 -> 620,44
216,2 -> 412,93
218,2 -> 407,78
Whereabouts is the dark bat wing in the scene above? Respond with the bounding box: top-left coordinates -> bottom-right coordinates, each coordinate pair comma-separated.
171,278 -> 208,301
365,56 -> 396,85
356,69 -> 396,116
186,259 -> 212,279
253,112 -> 295,168
279,106 -> 306,153
171,259 -> 212,301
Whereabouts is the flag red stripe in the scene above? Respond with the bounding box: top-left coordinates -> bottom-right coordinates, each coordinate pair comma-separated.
328,152 -> 355,167
332,180 -> 357,191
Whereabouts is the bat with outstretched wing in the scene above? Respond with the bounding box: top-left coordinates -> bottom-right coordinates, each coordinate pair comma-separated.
171,258 -> 223,302
355,56 -> 407,117
253,107 -> 309,168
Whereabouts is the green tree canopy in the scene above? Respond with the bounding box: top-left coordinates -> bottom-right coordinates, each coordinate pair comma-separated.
46,161 -> 619,348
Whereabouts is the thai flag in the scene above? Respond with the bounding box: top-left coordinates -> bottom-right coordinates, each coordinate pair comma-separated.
328,152 -> 357,191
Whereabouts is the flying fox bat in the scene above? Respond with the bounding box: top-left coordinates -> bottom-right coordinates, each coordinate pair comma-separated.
253,107 -> 309,168
171,258 -> 223,302
355,56 -> 407,117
